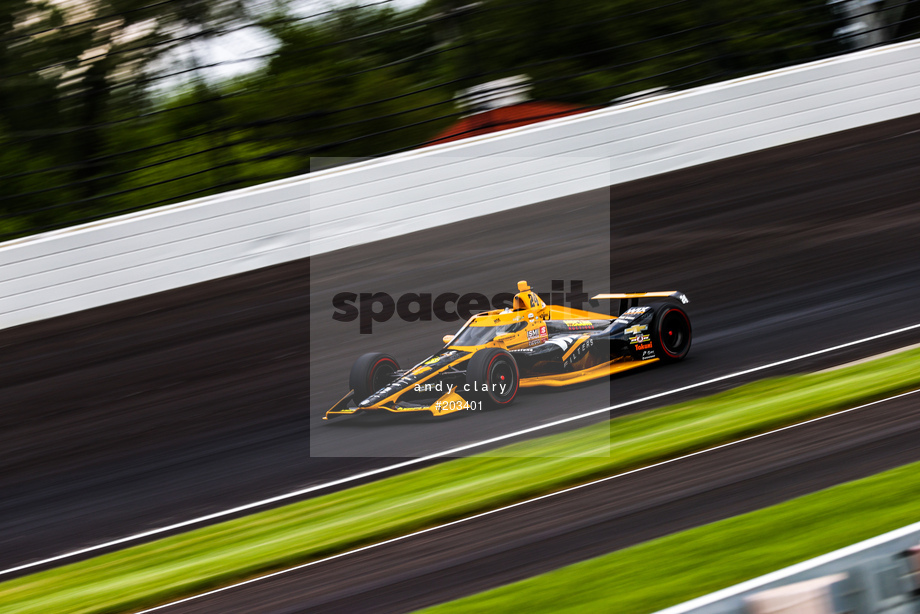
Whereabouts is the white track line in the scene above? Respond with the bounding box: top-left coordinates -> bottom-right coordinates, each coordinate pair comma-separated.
138,387 -> 920,613
2,322 -> 920,579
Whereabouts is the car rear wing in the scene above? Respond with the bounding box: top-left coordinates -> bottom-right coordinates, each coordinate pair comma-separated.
591,291 -> 689,316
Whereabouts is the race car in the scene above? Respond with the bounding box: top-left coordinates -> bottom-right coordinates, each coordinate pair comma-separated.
324,281 -> 691,419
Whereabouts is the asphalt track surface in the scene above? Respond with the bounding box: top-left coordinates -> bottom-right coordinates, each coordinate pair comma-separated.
2,114 -> 920,579
154,391 -> 920,613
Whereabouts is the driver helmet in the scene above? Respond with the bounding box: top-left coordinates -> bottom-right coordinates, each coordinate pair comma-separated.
512,281 -> 547,317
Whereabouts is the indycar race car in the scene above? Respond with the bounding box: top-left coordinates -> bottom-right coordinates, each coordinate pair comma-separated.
324,281 -> 691,419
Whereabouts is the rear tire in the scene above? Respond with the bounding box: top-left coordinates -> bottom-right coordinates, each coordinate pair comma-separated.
651,304 -> 691,362
349,352 -> 400,403
462,348 -> 519,408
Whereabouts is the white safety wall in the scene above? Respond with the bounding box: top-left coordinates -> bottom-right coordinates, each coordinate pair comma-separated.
654,520 -> 920,614
2,40 -> 920,330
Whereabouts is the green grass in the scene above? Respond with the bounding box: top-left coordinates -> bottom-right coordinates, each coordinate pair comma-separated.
416,459 -> 920,614
1,348 -> 919,613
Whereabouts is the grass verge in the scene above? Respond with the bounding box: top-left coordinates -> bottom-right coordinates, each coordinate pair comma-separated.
1,348 -> 919,613
416,459 -> 920,614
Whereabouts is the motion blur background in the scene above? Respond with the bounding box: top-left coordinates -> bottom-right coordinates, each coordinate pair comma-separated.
3,1 -> 920,612
2,0 -> 918,239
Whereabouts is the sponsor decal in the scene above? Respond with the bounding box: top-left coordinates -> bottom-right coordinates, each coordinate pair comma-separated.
423,356 -> 441,365
619,307 -> 650,322
624,324 -> 647,335
547,335 -> 580,351
526,325 -> 549,341
621,306 -> 650,317
411,366 -> 432,375
372,385 -> 397,398
614,319 -> 629,325
635,342 -> 653,351
563,320 -> 594,330
641,350 -> 656,360
629,334 -> 650,344
563,338 -> 594,368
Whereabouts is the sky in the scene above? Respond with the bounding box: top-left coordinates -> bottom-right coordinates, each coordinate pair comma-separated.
175,0 -> 426,84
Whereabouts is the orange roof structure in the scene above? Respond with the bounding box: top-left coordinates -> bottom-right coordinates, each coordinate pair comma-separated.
428,101 -> 597,146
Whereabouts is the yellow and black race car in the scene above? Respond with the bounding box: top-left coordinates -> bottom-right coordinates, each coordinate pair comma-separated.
325,281 -> 691,419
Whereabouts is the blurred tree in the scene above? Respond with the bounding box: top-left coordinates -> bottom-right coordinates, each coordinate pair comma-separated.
0,0 -> 881,238
0,0 -> 252,226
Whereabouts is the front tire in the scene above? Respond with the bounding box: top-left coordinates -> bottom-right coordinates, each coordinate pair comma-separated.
349,352 -> 400,403
463,348 -> 519,408
651,304 -> 691,362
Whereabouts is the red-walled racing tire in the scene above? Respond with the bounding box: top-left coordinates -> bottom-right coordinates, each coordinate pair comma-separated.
651,304 -> 691,361
463,348 -> 519,408
349,352 -> 400,403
